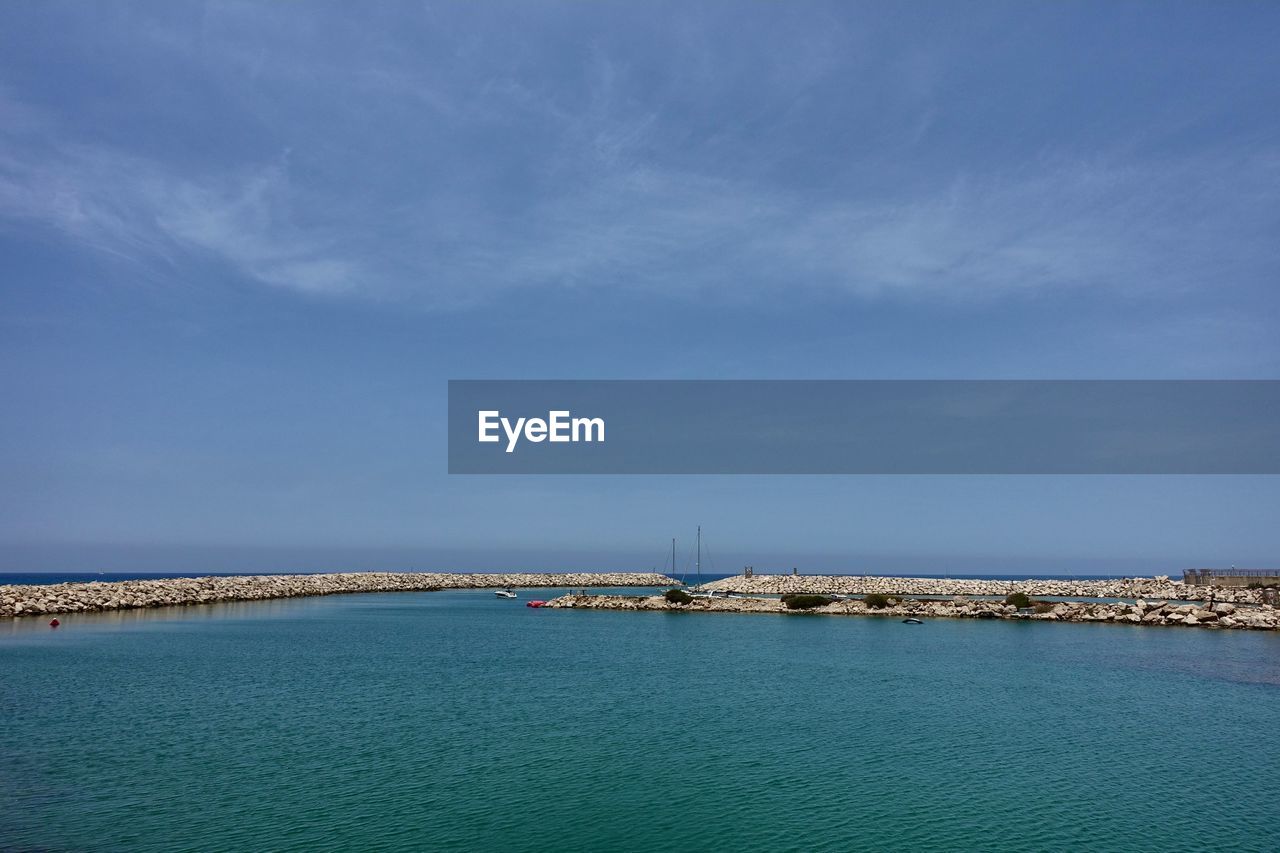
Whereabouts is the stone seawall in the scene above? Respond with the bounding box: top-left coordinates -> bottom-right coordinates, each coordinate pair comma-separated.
547,593 -> 1280,631
1,572 -> 675,618
700,574 -> 1266,604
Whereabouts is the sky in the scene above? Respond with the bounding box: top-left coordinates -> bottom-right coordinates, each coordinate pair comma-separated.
2,1 -> 1279,575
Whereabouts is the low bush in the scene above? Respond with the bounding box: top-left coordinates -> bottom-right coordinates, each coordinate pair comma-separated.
664,588 -> 693,605
1004,592 -> 1032,609
782,594 -> 834,610
1032,602 -> 1056,614
862,593 -> 893,609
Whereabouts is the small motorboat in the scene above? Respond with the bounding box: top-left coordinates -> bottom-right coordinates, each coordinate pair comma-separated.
526,600 -> 546,608
495,589 -> 517,599
901,618 -> 924,625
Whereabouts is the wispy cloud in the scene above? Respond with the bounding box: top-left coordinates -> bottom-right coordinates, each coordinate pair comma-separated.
2,83 -> 1276,309
421,151 -> 1279,304
150,158 -> 364,296
757,155 -> 1280,299
1,3 -> 1277,309
0,129 -> 368,296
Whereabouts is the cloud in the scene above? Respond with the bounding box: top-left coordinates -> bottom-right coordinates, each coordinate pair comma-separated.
0,3 -> 1277,310
437,151 -> 1279,303
2,93 -> 1276,309
149,160 -> 364,296
0,130 -> 368,296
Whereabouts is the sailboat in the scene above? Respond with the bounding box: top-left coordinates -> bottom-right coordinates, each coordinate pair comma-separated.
687,526 -> 715,598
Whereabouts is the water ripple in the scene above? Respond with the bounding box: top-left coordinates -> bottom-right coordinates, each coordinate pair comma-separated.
2,592 -> 1278,851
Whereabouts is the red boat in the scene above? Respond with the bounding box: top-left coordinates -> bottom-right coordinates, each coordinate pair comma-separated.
526,600 -> 547,608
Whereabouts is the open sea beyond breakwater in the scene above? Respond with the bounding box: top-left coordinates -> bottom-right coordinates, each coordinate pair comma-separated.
2,587 -> 1279,852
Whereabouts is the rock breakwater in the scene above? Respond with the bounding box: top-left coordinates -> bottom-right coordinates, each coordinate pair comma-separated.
700,574 -> 1265,604
1,572 -> 675,618
546,593 -> 1280,630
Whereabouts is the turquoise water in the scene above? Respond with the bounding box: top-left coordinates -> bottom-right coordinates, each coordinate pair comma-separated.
3,590 -> 1279,852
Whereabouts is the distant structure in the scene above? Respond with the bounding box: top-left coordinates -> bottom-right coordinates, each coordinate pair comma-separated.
1183,568 -> 1280,587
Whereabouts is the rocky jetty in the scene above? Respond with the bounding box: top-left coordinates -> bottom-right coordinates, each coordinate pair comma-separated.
546,593 -> 1280,630
1,572 -> 675,619
700,574 -> 1265,604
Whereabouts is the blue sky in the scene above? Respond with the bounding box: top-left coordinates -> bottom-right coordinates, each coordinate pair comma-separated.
2,1 -> 1278,574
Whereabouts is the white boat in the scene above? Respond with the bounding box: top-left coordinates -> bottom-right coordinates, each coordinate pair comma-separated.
494,588 -> 517,599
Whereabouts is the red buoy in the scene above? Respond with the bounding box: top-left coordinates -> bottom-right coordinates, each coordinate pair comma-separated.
49,618 -> 60,628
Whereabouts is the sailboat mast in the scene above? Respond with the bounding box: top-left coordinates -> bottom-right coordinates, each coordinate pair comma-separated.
672,538 -> 676,579
696,525 -> 701,586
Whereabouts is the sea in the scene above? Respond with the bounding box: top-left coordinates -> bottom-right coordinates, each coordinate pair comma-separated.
3,582 -> 1278,852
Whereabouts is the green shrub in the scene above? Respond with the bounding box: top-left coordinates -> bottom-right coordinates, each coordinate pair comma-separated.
782,594 -> 834,610
1004,592 -> 1032,609
664,589 -> 693,605
862,593 -> 893,609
